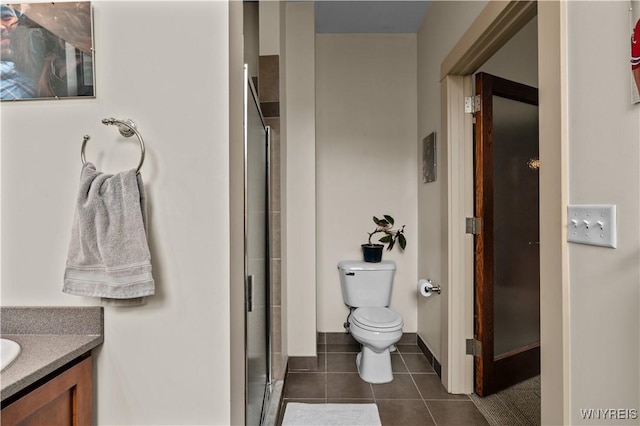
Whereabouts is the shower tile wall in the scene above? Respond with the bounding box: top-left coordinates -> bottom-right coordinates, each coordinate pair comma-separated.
259,54 -> 285,380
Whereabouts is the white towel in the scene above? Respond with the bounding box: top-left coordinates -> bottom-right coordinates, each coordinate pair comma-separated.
63,162 -> 154,299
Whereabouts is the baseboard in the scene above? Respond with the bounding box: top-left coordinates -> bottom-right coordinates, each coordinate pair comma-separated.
287,332 -> 438,375
287,356 -> 320,371
417,335 -> 442,378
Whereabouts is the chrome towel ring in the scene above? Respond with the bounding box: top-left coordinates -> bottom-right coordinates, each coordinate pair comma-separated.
81,118 -> 146,174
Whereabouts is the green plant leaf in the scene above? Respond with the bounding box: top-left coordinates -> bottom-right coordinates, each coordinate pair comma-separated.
383,215 -> 395,225
379,219 -> 389,226
379,235 -> 392,243
373,216 -> 381,225
387,239 -> 395,250
398,234 -> 407,250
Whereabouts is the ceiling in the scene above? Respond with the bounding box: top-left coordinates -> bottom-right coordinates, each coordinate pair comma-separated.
314,1 -> 431,34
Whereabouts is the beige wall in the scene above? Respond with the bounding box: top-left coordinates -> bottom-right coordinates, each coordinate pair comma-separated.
230,0 -> 246,423
567,1 -> 640,423
284,2 -> 317,356
477,17 -> 538,87
315,34 -> 418,332
259,0 -> 281,57
416,0 -> 488,360
417,2 -> 537,363
1,2 -> 234,424
244,2 -> 259,79
419,1 -> 640,423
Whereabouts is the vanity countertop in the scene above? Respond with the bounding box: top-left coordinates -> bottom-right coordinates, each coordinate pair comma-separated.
1,307 -> 104,402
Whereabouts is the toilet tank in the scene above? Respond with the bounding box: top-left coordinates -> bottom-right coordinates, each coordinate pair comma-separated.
338,260 -> 396,307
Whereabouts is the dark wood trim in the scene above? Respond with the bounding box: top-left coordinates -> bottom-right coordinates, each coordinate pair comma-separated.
474,72 -> 540,397
487,73 -> 538,105
474,72 -> 494,397
1,352 -> 91,408
493,345 -> 540,393
1,355 -> 92,425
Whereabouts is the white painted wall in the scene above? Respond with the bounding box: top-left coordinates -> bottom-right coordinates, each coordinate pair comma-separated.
477,17 -> 538,88
279,0 -> 289,363
418,1 -> 640,422
416,0 -> 488,360
259,0 -> 281,57
315,34 -> 418,332
1,2 -> 234,424
244,1 -> 259,78
230,0 -> 246,423
284,2 -> 316,356
567,2 -> 640,423
416,4 -> 537,362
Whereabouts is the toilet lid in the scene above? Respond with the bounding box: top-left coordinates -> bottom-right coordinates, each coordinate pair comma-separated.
351,307 -> 403,332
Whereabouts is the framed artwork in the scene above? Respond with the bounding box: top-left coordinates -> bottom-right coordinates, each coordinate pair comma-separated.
632,0 -> 640,104
1,2 -> 94,101
422,132 -> 436,183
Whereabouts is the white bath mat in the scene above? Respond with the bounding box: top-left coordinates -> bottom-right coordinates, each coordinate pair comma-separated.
282,403 -> 381,426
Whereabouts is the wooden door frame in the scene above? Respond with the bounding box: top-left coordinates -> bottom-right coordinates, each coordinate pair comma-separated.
439,1 -> 570,424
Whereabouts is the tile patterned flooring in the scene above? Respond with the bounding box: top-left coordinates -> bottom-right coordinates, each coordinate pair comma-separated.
278,335 -> 490,426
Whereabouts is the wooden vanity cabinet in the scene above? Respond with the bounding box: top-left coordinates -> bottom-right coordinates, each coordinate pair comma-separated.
1,354 -> 92,426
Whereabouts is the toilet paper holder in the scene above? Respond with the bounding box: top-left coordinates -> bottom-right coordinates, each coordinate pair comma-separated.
427,279 -> 442,295
418,279 -> 442,297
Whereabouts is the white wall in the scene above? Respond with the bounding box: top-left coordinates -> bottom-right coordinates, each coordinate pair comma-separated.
1,2 -> 233,424
284,2 -> 316,356
477,17 -> 538,88
416,0 -> 488,360
229,0 -> 246,423
315,34 -> 418,332
567,2 -> 640,423
417,2 -> 640,423
416,3 -> 537,362
244,1 -> 259,78
259,0 -> 281,57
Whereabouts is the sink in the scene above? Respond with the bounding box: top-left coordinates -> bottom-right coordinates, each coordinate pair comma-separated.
1,338 -> 21,371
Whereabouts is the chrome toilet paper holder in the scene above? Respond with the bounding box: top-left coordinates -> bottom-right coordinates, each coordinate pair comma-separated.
427,279 -> 442,295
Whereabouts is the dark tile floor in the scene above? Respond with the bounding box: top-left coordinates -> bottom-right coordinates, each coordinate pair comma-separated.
278,335 -> 490,426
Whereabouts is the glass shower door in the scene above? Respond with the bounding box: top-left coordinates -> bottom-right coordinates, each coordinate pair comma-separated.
244,66 -> 271,426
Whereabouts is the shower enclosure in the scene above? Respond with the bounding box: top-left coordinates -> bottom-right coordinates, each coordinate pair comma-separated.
244,65 -> 271,425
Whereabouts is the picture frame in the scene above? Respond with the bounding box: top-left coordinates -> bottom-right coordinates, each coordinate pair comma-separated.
632,0 -> 640,104
422,132 -> 437,183
1,2 -> 94,101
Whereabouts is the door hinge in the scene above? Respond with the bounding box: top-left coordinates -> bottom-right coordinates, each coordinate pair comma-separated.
464,95 -> 481,114
247,275 -> 254,313
466,217 -> 481,235
466,338 -> 482,356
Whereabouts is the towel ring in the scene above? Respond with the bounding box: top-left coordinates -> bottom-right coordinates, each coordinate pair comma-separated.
81,118 -> 146,174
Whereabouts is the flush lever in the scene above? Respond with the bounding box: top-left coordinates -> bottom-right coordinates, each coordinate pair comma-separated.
346,272 -> 355,276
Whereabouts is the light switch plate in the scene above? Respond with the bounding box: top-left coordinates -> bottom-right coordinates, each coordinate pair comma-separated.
567,205 -> 616,248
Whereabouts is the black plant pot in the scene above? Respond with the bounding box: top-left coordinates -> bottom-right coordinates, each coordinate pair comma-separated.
361,244 -> 384,263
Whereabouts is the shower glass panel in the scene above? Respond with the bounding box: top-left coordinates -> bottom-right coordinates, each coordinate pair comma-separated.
491,95 -> 540,359
245,66 -> 270,425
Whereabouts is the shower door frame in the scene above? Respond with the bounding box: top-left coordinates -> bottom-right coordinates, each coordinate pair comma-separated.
244,64 -> 272,425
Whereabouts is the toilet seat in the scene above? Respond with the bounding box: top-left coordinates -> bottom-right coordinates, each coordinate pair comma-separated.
351,307 -> 403,332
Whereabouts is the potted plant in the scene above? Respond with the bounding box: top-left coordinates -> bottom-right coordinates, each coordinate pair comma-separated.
361,215 -> 407,263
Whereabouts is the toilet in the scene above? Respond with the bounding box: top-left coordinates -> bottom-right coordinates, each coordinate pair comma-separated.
338,260 -> 404,384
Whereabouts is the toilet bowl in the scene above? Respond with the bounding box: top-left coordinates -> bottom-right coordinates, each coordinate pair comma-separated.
349,306 -> 403,384
338,260 -> 404,383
